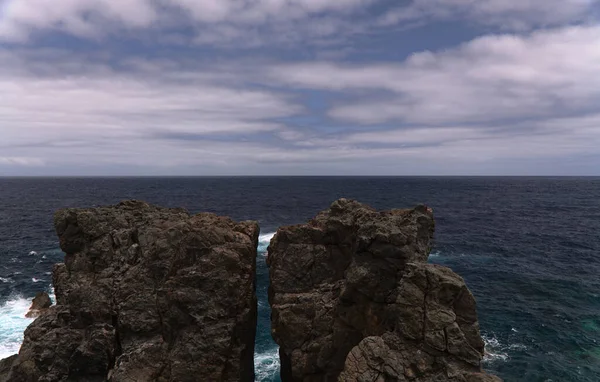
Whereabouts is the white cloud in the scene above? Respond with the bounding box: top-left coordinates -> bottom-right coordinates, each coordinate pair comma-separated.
0,0 -> 159,40
0,50 -> 299,153
0,157 -> 45,166
271,25 -> 600,126
168,0 -> 371,23
0,0 -> 374,43
262,25 -> 600,172
342,113 -> 600,158
1,15 -> 600,174
347,127 -> 486,145
0,50 -> 313,173
380,0 -> 599,30
1,0 -> 595,47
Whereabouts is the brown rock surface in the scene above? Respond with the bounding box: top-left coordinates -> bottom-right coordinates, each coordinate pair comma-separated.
267,198 -> 500,382
25,291 -> 52,318
0,200 -> 259,382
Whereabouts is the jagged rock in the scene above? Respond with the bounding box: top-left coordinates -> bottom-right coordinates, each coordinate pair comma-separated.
1,200 -> 259,382
338,334 -> 502,382
267,198 -> 500,382
25,291 -> 52,318
0,356 -> 16,381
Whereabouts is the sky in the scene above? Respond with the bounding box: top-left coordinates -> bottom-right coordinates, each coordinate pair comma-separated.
1,0 -> 600,176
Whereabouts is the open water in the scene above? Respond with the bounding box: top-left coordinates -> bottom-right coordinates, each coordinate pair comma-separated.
0,177 -> 599,381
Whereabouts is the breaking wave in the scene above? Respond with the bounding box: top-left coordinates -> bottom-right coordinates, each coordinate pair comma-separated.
258,232 -> 276,254
0,296 -> 35,359
0,285 -> 56,359
482,332 -> 527,364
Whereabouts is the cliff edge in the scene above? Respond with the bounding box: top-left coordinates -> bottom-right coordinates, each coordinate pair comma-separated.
267,199 -> 501,381
0,200 -> 259,382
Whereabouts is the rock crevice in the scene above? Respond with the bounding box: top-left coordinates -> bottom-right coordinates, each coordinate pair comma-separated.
0,198 -> 499,382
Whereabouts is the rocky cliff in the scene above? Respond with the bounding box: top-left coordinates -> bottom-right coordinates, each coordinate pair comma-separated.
267,199 -> 500,382
0,201 -> 259,382
0,198 -> 499,382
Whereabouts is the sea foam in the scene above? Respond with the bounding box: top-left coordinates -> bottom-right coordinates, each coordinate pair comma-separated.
254,347 -> 280,381
482,332 -> 527,363
0,286 -> 57,359
482,334 -> 509,362
258,232 -> 276,254
0,297 -> 35,359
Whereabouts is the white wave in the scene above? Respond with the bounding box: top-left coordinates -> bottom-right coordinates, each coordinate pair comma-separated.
508,343 -> 528,351
29,251 -> 37,256
429,250 -> 442,258
482,333 -> 526,363
254,347 -> 280,381
48,285 -> 56,305
0,277 -> 13,283
258,232 -> 276,254
259,232 -> 276,245
0,297 -> 35,359
482,334 -> 509,362
31,278 -> 43,283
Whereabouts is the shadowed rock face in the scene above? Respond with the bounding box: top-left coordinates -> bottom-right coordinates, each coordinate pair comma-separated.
1,201 -> 259,382
267,199 -> 501,382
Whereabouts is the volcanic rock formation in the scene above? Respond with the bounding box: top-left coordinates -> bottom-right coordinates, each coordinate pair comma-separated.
0,201 -> 259,382
267,199 -> 501,382
25,291 -> 52,318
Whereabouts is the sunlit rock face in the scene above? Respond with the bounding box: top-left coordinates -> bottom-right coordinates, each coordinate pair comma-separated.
0,200 -> 259,382
268,199 -> 501,382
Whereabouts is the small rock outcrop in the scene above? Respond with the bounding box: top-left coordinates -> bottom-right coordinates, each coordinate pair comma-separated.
1,201 -> 259,382
267,199 -> 500,382
25,291 -> 52,318
0,356 -> 16,379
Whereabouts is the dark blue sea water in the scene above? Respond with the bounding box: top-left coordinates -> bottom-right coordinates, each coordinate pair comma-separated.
0,177 -> 599,381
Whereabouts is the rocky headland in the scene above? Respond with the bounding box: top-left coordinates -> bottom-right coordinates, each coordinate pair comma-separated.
0,199 -> 499,382
0,201 -> 259,382
268,199 -> 500,381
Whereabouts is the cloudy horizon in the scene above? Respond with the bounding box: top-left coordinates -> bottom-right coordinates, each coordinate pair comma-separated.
1,0 -> 600,176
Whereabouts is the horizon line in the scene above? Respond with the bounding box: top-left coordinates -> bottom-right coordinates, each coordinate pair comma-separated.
1,175 -> 600,179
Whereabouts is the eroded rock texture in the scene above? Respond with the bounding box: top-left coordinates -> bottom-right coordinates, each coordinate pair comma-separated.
1,200 -> 259,382
25,291 -> 52,318
267,199 -> 500,382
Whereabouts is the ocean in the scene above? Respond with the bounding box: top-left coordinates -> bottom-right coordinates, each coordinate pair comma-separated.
0,177 -> 598,381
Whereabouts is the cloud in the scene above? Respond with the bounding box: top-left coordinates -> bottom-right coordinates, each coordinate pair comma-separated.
342,114 -> 600,159
1,0 -> 596,46
270,25 -> 600,126
261,25 -> 600,172
1,10 -> 600,175
0,157 -> 45,166
168,0 -> 372,23
0,49 -> 299,154
380,0 -> 600,30
0,0 -> 159,41
0,0 -> 374,44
